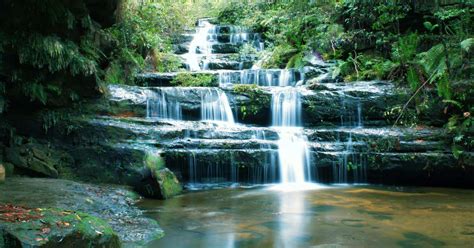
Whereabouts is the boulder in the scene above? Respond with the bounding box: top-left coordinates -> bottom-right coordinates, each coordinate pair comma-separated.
0,205 -> 121,248
135,153 -> 182,199
4,142 -> 74,178
154,168 -> 183,199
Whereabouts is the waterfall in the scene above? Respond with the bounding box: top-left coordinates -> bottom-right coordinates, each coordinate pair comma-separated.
188,152 -> 197,184
201,88 -> 235,124
271,88 -> 313,185
278,70 -> 293,87
333,99 -> 367,184
146,90 -> 182,120
185,20 -> 215,71
272,89 -> 302,127
218,69 -> 304,87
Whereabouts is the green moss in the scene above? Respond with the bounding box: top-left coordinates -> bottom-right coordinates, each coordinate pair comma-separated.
170,72 -> 217,87
233,84 -> 270,119
145,153 -> 165,171
157,169 -> 183,199
0,207 -> 121,248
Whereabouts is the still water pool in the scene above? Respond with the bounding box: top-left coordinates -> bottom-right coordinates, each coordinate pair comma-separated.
140,185 -> 474,247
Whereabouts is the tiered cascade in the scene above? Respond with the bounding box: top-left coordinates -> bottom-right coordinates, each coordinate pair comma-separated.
105,19 -> 399,188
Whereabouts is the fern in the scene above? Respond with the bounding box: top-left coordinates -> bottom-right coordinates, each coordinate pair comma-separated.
286,52 -> 304,69
391,33 -> 419,65
461,38 -> 474,53
406,66 -> 420,90
419,44 -> 447,83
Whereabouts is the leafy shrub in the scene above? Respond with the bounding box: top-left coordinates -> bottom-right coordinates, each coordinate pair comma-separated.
170,73 -> 217,87
233,84 -> 270,119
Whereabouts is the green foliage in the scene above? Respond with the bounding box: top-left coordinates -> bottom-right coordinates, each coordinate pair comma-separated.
460,38 -> 474,53
392,33 -> 420,66
447,114 -> 473,159
216,1 -> 340,68
145,152 -> 165,171
153,53 -> 182,73
262,44 -> 299,69
170,73 -> 216,87
334,54 -> 396,81
105,1 -> 189,84
239,43 -> 259,59
0,0 -> 109,107
233,84 -> 270,119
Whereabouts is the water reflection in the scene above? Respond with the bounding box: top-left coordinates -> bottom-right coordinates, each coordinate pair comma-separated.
141,186 -> 474,248
277,191 -> 308,248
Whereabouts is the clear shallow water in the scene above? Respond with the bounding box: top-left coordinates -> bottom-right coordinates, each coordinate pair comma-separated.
139,185 -> 474,248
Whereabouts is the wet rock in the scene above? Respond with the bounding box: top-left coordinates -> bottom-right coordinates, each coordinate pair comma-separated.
303,66 -> 331,80
154,168 -> 183,199
303,81 -> 398,126
135,73 -> 176,87
0,206 -> 121,248
135,154 -> 182,199
212,43 -> 241,54
366,152 -> 473,187
206,60 -> 253,70
174,33 -> 194,43
0,177 -> 163,245
173,43 -> 190,54
216,34 -> 231,43
4,142 -> 73,178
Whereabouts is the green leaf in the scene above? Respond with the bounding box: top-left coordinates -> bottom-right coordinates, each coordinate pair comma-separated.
423,21 -> 438,32
406,67 -> 420,90
460,38 -> 474,53
442,99 -> 463,108
452,145 -> 463,159
454,135 -> 464,142
436,74 -> 451,100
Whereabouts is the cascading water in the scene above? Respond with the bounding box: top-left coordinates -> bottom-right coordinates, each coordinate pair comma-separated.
333,99 -> 367,184
185,20 -> 215,71
271,88 -> 313,186
218,69 -> 305,87
146,90 -> 182,120
201,88 -> 235,124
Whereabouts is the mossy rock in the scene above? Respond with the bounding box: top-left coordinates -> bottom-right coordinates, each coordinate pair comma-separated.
154,168 -> 183,199
0,205 -> 121,248
4,142 -> 74,178
135,153 -> 182,199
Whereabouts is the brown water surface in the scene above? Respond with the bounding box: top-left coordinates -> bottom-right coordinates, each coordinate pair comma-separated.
140,185 -> 474,248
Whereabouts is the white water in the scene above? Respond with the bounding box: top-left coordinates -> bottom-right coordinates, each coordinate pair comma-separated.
201,88 -> 235,124
272,89 -> 302,127
271,88 -> 313,186
185,20 -> 215,71
218,69 -> 304,87
147,90 -> 182,120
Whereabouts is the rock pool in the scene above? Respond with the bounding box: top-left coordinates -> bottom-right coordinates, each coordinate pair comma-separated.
140,185 -> 474,247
